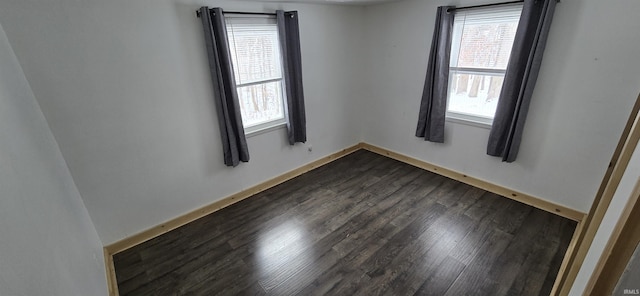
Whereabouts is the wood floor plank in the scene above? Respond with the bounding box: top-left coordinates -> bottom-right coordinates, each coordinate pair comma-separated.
414,256 -> 466,296
443,228 -> 514,296
448,193 -> 512,266
382,223 -> 463,296
331,172 -> 445,259
486,209 -> 552,295
377,188 -> 486,296
357,185 -> 486,295
358,184 -> 471,277
113,151 -> 577,296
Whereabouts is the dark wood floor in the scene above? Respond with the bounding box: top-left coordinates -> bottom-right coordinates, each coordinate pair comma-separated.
114,150 -> 577,296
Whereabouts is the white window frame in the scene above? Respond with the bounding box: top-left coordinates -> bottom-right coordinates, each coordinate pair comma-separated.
225,16 -> 287,136
235,78 -> 287,135
446,4 -> 523,127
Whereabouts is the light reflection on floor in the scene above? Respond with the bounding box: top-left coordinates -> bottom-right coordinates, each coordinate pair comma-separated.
255,219 -> 313,284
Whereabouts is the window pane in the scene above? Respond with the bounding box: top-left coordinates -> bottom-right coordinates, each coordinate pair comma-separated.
447,6 -> 521,123
450,7 -> 521,70
227,23 -> 283,85
237,81 -> 285,128
448,72 -> 504,119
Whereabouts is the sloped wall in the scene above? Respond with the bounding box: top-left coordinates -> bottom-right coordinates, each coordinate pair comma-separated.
0,22 -> 107,295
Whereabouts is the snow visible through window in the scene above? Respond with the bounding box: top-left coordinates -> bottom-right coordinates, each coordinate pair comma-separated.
227,17 -> 286,131
447,5 -> 522,125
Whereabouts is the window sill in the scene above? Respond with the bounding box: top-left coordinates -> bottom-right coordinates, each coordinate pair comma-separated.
446,116 -> 492,129
245,122 -> 287,137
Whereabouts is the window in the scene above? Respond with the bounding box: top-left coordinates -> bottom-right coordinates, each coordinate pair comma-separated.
226,17 -> 286,134
447,5 -> 523,125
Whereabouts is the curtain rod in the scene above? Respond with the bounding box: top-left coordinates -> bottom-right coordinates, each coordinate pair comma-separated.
195,10 -> 276,18
447,0 -> 560,13
447,0 -> 523,13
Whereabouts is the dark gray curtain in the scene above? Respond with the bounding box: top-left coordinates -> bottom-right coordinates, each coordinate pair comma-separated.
277,10 -> 307,145
200,7 -> 249,167
415,6 -> 455,143
487,0 -> 557,162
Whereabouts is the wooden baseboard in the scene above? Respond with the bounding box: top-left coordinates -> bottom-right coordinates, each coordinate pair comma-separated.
105,143 -> 361,256
359,143 -> 585,222
550,219 -> 585,295
104,248 -> 118,296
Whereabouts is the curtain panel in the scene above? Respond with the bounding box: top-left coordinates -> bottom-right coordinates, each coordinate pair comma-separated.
199,7 -> 250,166
487,0 -> 558,162
277,10 -> 307,145
415,6 -> 455,143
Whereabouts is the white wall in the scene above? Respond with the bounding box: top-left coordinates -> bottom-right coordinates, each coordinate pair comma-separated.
362,0 -> 640,212
0,22 -> 107,295
0,0 -> 365,245
569,142 -> 640,295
